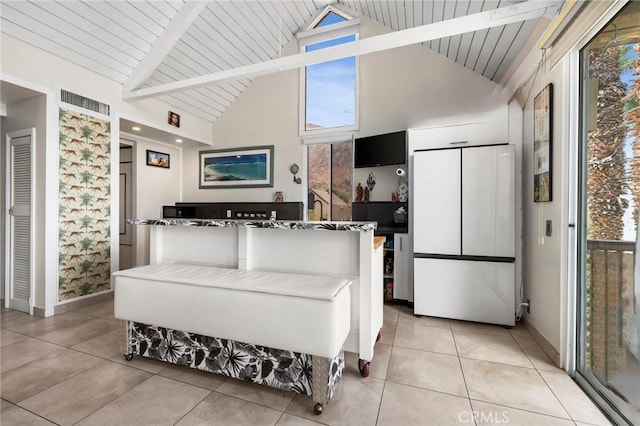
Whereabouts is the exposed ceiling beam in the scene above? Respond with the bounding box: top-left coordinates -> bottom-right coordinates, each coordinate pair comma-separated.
124,0 -> 558,101
122,1 -> 208,93
538,0 -> 585,49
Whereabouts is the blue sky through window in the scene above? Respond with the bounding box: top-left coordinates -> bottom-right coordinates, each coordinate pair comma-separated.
317,11 -> 346,27
304,12 -> 356,130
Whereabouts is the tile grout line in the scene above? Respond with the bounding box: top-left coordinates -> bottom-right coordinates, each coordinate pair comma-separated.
373,305 -> 401,426
169,387 -> 214,426
535,366 -> 578,423
375,379 -> 388,426
449,320 -> 477,426
536,370 -> 613,426
383,376 -> 475,400
468,396 -> 579,422
393,335 -> 540,371
69,373 -> 159,425
3,399 -> 63,426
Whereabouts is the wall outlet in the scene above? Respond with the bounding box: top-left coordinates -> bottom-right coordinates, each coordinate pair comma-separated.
527,299 -> 531,314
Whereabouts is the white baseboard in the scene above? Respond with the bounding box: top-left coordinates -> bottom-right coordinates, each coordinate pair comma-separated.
3,293 -> 113,317
521,315 -> 561,368
54,291 -> 114,315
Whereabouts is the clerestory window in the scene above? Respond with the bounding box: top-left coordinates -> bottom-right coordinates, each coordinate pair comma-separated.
297,6 -> 359,136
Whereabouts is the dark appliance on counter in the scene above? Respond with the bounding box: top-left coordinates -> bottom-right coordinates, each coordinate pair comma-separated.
354,131 -> 407,168
162,202 -> 304,221
162,205 -> 196,219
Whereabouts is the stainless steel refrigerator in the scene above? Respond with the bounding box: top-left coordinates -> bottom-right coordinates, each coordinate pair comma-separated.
412,144 -> 516,326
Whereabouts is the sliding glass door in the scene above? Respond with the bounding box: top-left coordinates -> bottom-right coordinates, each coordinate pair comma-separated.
578,3 -> 640,423
307,140 -> 352,221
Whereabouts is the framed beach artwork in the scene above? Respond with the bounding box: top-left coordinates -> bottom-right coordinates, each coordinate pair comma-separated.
199,145 -> 274,189
533,83 -> 552,202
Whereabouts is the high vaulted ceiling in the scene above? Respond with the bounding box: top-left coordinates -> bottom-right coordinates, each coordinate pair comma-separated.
0,1 -> 561,124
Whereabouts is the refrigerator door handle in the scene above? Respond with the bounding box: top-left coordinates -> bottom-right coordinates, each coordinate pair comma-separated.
399,236 -> 402,252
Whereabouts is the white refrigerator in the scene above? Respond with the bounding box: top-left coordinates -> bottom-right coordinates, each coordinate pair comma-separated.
412,144 -> 516,326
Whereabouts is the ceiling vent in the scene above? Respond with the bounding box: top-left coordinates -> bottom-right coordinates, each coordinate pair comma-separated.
60,89 -> 110,116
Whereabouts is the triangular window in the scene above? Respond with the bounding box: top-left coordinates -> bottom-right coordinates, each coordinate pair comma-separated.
316,11 -> 347,28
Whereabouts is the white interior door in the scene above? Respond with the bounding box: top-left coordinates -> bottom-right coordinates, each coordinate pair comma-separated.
5,129 -> 34,313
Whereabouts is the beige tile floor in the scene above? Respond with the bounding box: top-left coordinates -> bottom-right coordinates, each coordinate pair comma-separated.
0,301 -> 613,426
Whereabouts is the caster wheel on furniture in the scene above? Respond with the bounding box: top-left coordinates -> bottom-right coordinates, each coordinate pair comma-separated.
376,331 -> 382,343
314,403 -> 324,415
124,353 -> 134,361
358,359 -> 370,377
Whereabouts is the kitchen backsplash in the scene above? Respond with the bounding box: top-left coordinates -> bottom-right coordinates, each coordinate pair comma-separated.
352,201 -> 408,233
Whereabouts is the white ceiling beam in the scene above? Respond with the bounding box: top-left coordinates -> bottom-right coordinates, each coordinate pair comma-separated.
122,1 -> 208,93
124,0 -> 558,101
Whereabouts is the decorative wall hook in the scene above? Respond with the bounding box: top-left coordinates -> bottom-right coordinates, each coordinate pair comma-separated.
290,164 -> 301,184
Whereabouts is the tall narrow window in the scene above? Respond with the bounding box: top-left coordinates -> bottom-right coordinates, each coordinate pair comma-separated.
307,141 -> 352,221
298,7 -> 358,136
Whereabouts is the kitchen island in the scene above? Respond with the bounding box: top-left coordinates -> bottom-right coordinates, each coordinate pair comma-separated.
126,218 -> 384,370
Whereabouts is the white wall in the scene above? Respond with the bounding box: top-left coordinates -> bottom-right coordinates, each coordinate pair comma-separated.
182,16 -> 508,203
507,22 -> 583,360
2,95 -> 47,308
126,137 -> 182,266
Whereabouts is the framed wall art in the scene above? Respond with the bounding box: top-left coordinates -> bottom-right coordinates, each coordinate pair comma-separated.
533,83 -> 553,202
146,150 -> 170,168
168,111 -> 180,127
199,145 -> 274,189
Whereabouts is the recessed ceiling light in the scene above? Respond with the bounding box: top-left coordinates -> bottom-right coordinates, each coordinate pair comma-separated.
132,126 -> 141,131
175,139 -> 183,143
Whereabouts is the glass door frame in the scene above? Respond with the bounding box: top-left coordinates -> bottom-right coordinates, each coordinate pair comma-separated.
573,2 -> 638,424
303,133 -> 354,221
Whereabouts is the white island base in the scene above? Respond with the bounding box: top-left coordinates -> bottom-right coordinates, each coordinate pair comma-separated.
122,219 -> 384,372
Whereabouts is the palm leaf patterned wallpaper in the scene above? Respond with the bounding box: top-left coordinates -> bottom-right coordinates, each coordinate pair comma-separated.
58,109 -> 111,301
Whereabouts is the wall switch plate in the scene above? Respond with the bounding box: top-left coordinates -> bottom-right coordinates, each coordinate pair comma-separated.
545,220 -> 552,237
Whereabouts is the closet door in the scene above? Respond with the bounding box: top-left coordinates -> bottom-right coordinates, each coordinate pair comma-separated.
6,130 -> 34,313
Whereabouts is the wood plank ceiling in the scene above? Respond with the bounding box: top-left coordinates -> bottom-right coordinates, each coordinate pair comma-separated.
0,1 -> 554,123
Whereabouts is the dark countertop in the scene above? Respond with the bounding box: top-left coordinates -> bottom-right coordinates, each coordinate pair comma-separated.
376,224 -> 409,234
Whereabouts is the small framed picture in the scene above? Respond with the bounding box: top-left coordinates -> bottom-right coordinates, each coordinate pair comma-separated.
275,191 -> 284,203
533,84 -> 552,202
168,111 -> 180,128
146,150 -> 170,169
